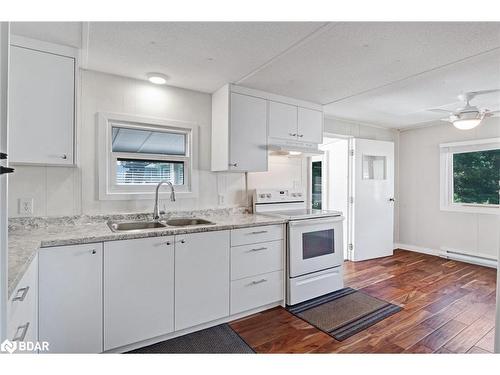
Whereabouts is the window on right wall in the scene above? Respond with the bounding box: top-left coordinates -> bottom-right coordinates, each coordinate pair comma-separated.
440,138 -> 500,214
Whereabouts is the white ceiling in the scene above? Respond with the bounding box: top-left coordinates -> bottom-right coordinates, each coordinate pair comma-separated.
10,21 -> 500,128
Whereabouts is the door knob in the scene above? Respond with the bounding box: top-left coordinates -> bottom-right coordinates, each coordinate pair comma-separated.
389,198 -> 395,202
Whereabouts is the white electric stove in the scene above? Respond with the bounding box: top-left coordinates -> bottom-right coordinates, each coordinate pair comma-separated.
253,189 -> 345,306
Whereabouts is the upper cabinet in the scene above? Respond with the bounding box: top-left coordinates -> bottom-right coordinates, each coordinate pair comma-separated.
211,85 -> 268,172
268,101 -> 297,141
297,107 -> 323,144
9,37 -> 77,166
268,102 -> 323,144
211,84 -> 323,172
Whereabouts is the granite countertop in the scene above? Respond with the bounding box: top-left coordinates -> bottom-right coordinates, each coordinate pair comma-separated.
8,208 -> 287,298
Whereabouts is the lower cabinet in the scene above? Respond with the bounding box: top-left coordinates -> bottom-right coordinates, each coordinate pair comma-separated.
104,236 -> 175,351
175,230 -> 230,331
8,255 -> 38,353
38,243 -> 103,353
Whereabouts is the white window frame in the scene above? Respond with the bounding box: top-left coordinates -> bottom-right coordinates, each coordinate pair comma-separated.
440,138 -> 499,215
97,112 -> 199,200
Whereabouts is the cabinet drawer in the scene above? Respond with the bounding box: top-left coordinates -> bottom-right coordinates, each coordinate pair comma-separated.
231,240 -> 283,280
8,256 -> 38,350
231,224 -> 283,246
230,271 -> 283,315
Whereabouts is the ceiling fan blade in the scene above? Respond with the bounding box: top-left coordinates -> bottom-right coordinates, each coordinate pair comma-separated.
428,108 -> 454,115
463,89 -> 500,100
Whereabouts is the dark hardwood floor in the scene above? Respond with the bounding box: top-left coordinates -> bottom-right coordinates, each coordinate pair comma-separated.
229,249 -> 497,353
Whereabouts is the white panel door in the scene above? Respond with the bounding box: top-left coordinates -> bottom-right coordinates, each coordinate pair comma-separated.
268,100 -> 297,140
9,45 -> 75,165
352,138 -> 394,261
229,93 -> 267,172
175,230 -> 230,330
104,236 -> 174,351
38,243 -> 103,353
298,107 -> 323,144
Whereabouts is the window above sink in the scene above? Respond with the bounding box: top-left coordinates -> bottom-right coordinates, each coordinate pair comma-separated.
97,112 -> 199,201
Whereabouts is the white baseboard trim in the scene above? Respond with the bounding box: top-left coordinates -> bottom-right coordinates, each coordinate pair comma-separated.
394,243 -> 498,269
394,243 -> 439,256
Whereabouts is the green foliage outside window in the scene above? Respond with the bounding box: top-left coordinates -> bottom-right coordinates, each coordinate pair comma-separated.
453,149 -> 500,205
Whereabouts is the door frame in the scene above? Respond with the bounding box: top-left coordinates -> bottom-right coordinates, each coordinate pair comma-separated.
0,22 -> 10,342
309,132 -> 354,261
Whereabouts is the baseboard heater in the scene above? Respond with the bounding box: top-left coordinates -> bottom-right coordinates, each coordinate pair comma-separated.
439,248 -> 497,269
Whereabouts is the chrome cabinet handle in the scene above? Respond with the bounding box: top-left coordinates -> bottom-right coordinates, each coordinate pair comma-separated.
249,230 -> 268,235
91,249 -> 97,255
389,198 -> 395,202
12,322 -> 30,342
61,154 -> 68,160
229,163 -> 238,167
179,239 -> 186,244
248,247 -> 267,252
12,286 -> 30,302
165,241 -> 172,246
297,134 -> 304,138
250,279 -> 267,285
289,133 -> 297,137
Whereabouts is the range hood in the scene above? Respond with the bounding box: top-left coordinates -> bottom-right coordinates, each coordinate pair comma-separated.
267,138 -> 324,157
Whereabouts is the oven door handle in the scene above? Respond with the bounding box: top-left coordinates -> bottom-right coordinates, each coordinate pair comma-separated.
288,216 -> 344,227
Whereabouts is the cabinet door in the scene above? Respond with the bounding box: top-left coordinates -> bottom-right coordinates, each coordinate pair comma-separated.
297,107 -> 323,144
9,45 -> 75,165
104,236 -> 175,350
39,243 -> 103,353
229,93 -> 268,172
269,101 -> 298,140
175,231 -> 230,330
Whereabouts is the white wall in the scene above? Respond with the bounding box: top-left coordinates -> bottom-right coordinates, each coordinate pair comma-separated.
398,117 -> 500,260
8,70 -> 307,217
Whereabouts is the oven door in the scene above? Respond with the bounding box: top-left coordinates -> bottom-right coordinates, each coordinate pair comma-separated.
288,216 -> 344,278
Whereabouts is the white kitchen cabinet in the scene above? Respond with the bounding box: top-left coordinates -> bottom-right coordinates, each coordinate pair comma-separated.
38,243 -> 103,353
7,255 -> 38,353
104,236 -> 175,351
268,101 -> 298,141
9,40 -> 76,165
211,85 -> 268,172
298,107 -> 323,144
175,230 -> 230,330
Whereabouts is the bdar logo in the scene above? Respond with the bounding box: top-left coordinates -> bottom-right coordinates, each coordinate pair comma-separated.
1,339 -> 17,354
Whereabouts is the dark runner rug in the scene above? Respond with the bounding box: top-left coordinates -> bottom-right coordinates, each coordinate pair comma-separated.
127,323 -> 255,354
287,287 -> 402,341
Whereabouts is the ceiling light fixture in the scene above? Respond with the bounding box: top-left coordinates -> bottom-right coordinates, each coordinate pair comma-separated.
147,73 -> 169,85
452,111 -> 485,130
289,151 -> 303,156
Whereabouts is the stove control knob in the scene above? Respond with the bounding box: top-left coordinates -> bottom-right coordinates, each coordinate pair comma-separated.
259,194 -> 266,199
297,193 -> 302,197
266,194 -> 272,198
291,193 -> 297,197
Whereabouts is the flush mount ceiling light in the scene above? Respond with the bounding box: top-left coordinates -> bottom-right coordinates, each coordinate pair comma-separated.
146,73 -> 169,85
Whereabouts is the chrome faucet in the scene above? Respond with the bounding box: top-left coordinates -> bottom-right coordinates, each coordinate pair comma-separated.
153,179 -> 176,220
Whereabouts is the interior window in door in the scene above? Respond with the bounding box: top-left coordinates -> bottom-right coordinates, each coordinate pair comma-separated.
302,229 -> 334,259
362,155 -> 386,180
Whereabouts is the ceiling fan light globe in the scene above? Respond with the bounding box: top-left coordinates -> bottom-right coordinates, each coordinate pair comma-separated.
452,118 -> 482,130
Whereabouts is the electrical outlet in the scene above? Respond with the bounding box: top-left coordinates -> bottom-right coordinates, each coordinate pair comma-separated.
218,194 -> 225,206
19,198 -> 34,216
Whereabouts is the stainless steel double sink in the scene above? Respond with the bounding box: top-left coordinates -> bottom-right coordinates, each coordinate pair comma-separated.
107,218 -> 215,232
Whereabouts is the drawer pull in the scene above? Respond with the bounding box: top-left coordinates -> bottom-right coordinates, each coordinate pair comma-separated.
248,230 -> 268,235
247,247 -> 267,252
12,286 -> 30,302
12,322 -> 30,342
250,279 -> 267,285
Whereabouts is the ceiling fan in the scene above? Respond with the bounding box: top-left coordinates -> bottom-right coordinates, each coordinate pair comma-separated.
427,89 -> 500,130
